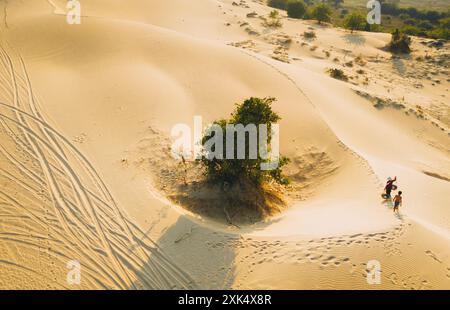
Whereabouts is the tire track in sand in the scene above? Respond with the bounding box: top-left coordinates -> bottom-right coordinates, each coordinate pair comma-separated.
0,44 -> 196,289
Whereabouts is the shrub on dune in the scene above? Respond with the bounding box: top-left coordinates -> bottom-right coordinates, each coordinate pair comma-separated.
343,12 -> 367,33
287,0 -> 307,19
200,97 -> 290,187
264,11 -> 283,28
386,29 -> 412,54
311,3 -> 332,24
268,0 -> 288,10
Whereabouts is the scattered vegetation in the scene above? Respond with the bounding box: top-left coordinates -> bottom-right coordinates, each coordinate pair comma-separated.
267,0 -> 450,40
200,97 -> 290,186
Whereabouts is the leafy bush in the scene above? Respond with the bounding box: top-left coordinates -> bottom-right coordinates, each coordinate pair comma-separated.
427,28 -> 450,40
261,10 -> 283,28
311,3 -> 332,24
440,17 -> 450,29
200,97 -> 290,186
268,0 -> 288,10
386,29 -> 412,54
287,0 -> 307,19
269,10 -> 280,19
418,20 -> 434,31
404,19 -> 416,26
264,18 -> 283,28
424,10 -> 441,23
343,12 -> 367,32
263,11 -> 283,28
426,17 -> 450,39
365,23 -> 381,32
401,25 -> 425,36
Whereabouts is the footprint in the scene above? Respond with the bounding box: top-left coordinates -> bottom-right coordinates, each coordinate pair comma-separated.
425,250 -> 442,263
310,255 -> 322,261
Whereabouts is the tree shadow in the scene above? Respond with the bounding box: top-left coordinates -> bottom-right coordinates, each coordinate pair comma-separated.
342,33 -> 366,46
166,179 -> 287,228
391,56 -> 410,75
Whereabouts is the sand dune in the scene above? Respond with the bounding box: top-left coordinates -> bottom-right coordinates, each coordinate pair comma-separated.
0,0 -> 448,289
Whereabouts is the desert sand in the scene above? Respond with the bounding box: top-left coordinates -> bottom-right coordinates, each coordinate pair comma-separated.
0,0 -> 448,289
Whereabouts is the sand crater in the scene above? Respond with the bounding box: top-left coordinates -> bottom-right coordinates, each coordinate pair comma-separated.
127,126 -> 338,226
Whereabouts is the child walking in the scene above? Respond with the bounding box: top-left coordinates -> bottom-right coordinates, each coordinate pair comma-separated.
393,191 -> 403,214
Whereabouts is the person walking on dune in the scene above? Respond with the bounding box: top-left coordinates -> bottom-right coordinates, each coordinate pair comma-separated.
384,176 -> 397,198
393,191 -> 403,214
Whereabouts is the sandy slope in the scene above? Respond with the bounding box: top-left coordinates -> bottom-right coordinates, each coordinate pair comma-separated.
0,0 -> 448,289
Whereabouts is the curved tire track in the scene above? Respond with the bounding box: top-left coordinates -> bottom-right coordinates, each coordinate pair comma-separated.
0,44 -> 196,289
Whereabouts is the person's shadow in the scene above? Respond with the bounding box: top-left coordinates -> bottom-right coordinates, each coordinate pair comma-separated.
391,57 -> 408,75
382,195 -> 394,209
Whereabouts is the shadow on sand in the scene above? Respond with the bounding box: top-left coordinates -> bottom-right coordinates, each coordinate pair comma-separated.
128,216 -> 241,289
127,196 -> 285,289
342,33 -> 366,46
391,55 -> 412,75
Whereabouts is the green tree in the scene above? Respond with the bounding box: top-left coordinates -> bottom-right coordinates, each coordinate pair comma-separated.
343,12 -> 366,33
287,0 -> 307,19
268,0 -> 288,10
311,3 -> 332,24
200,97 -> 290,186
